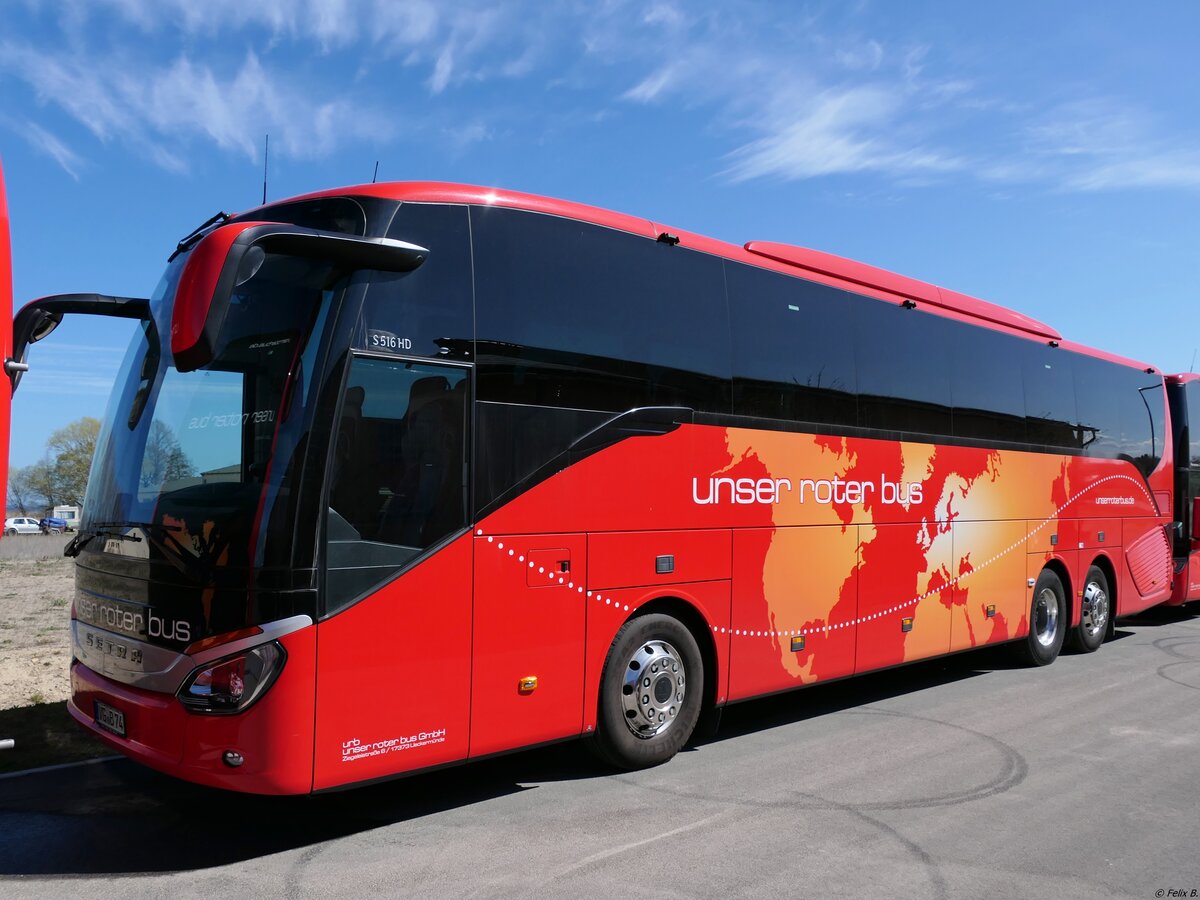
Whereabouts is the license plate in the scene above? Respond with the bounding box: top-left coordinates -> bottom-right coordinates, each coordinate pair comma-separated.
95,700 -> 126,737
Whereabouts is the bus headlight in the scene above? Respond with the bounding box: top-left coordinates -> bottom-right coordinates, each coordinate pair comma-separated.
179,642 -> 286,714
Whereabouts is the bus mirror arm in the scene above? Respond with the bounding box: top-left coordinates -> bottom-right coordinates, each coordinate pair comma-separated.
8,293 -> 149,394
253,229 -> 428,274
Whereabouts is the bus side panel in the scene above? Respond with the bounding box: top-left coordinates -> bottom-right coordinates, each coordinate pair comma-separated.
948,520 -> 1028,652
588,529 -> 731,592
312,533 -> 472,791
855,522 -> 953,672
581,579 -> 731,732
0,159 -> 11,497
469,532 -> 586,759
727,526 -> 858,702
1078,518 -> 1121,555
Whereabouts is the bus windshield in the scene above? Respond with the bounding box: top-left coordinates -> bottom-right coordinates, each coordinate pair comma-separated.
80,246 -> 342,641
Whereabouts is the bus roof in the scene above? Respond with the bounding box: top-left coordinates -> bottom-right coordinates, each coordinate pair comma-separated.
270,180 -> 1157,374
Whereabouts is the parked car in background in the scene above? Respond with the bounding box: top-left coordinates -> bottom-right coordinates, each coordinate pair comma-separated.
38,517 -> 69,534
4,516 -> 41,535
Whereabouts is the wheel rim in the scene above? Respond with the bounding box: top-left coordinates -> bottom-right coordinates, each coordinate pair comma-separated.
1034,587 -> 1060,647
1081,580 -> 1109,637
620,639 -> 686,740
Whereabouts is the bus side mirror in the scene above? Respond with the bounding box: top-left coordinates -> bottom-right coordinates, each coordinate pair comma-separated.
8,293 -> 150,393
1192,498 -> 1200,542
171,222 -> 428,372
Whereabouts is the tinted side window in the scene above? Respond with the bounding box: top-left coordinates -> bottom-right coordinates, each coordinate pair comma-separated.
1022,344 -> 1079,449
1116,370 -> 1164,477
471,207 -> 731,413
347,203 -> 474,361
728,263 -> 857,426
855,301 -> 954,436
1072,355 -> 1123,459
1073,356 -> 1163,476
950,327 -> 1027,444
474,402 -> 610,515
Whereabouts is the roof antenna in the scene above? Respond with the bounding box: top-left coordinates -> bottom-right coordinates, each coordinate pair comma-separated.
372,160 -> 379,184
262,134 -> 269,205
1191,348 -> 1197,373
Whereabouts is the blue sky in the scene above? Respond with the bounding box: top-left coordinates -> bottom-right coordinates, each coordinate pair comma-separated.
2,0 -> 1199,469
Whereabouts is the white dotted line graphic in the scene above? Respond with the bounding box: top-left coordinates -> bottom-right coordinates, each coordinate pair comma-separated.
477,532 -> 637,613
477,473 -> 1154,641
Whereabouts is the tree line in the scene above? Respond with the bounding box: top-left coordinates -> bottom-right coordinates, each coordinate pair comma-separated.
8,417 -> 197,516
8,417 -> 99,514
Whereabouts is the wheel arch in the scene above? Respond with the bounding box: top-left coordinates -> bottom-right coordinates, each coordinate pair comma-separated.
627,594 -> 719,717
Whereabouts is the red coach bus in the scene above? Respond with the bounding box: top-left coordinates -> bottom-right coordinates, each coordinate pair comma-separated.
13,182 -> 1175,794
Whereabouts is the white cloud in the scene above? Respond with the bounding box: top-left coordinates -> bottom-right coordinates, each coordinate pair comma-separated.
429,41 -> 458,95
725,86 -> 963,182
606,11 -> 968,187
622,65 -> 683,103
3,0 -> 556,165
835,39 -> 884,72
1023,100 -> 1200,192
0,43 -> 136,143
443,120 -> 494,150
1065,156 -> 1200,192
7,1 -> 1200,196
17,121 -> 84,180
0,40 -> 393,170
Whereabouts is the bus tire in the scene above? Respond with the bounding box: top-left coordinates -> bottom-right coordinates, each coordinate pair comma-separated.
589,613 -> 703,770
1068,565 -> 1110,654
1015,569 -> 1067,666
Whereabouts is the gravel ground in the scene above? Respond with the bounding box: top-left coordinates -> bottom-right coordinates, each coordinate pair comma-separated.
0,548 -> 74,711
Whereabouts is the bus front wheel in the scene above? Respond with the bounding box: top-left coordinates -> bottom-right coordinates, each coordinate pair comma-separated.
589,613 -> 703,770
1015,569 -> 1067,666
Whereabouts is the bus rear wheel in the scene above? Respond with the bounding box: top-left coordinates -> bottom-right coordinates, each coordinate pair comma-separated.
589,613 -> 703,770
1015,569 -> 1067,666
1068,565 -> 1110,654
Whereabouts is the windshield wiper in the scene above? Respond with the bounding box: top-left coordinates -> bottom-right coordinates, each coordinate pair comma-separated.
169,211 -> 230,262
65,520 -> 196,574
68,520 -> 223,584
64,525 -> 143,558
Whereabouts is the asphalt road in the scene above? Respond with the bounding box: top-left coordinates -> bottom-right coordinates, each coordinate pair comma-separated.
3,606 -> 1200,899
